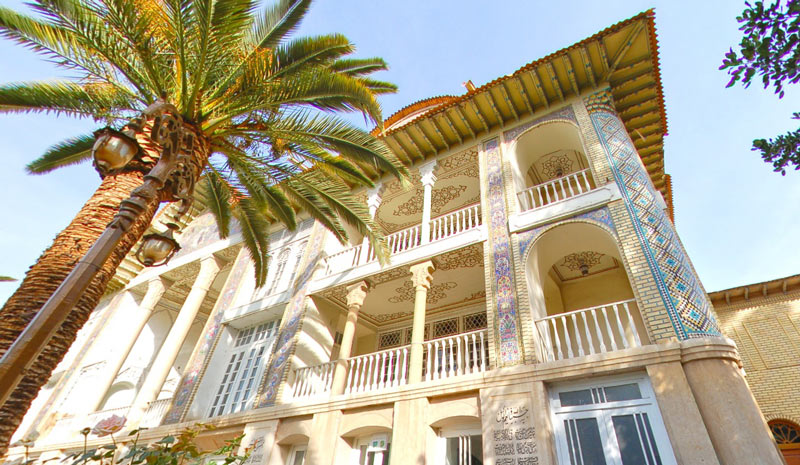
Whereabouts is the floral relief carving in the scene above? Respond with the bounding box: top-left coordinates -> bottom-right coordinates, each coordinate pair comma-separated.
388,281 -> 457,304
560,251 -> 604,271
540,153 -> 574,179
392,184 -> 468,217
435,244 -> 483,270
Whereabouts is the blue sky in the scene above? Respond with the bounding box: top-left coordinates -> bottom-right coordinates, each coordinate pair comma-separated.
0,0 -> 798,305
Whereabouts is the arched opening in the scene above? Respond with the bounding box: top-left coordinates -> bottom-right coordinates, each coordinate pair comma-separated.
769,420 -> 800,465
525,222 -> 648,361
512,122 -> 596,211
99,381 -> 135,410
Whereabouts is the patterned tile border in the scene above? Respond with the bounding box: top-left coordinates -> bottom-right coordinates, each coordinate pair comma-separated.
163,247 -> 250,423
256,222 -> 327,407
584,90 -> 719,339
503,105 -> 578,142
517,206 -> 617,260
484,138 -> 523,365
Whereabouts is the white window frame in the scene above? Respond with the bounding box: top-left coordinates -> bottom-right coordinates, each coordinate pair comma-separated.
288,444 -> 307,465
351,434 -> 391,465
437,425 -> 483,465
550,374 -> 677,465
207,320 -> 279,417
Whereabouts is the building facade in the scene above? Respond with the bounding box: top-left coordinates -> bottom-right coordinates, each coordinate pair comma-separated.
4,11 -> 786,465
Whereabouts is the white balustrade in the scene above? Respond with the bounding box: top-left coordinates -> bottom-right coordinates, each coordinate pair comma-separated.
429,204 -> 482,242
345,346 -> 409,394
139,398 -> 173,427
517,169 -> 594,212
321,203 -> 482,277
535,299 -> 643,362
291,361 -> 336,399
423,329 -> 489,381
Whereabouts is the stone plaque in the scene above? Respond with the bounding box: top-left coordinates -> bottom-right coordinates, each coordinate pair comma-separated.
239,420 -> 278,465
484,394 -> 540,465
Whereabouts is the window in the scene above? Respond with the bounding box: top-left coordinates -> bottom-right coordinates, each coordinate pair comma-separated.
439,426 -> 483,465
551,376 -> 676,465
208,320 -> 279,417
266,248 -> 292,296
352,434 -> 390,465
288,445 -> 307,465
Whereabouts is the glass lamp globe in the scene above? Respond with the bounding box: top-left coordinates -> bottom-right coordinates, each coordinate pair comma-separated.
92,128 -> 140,172
136,224 -> 181,267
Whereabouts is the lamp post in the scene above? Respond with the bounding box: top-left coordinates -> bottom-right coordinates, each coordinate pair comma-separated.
0,100 -> 202,406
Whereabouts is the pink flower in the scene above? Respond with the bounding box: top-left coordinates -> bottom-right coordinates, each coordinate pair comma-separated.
91,414 -> 126,437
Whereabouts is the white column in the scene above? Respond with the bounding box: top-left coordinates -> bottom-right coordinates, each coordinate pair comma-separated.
360,184 -> 382,264
126,256 -> 223,427
408,261 -> 435,383
419,161 -> 437,244
330,281 -> 370,396
91,277 -> 171,412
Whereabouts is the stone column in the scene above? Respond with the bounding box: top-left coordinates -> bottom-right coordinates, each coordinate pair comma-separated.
389,398 -> 428,465
683,351 -> 784,465
330,281 -> 370,396
646,361 -> 720,465
360,185 -> 382,264
126,256 -> 223,426
419,161 -> 437,244
408,261 -> 435,384
91,277 -> 171,412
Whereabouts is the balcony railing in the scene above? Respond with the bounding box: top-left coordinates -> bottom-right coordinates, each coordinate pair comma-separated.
321,203 -> 482,277
346,345 -> 409,394
535,299 -> 643,362
140,397 -> 173,428
517,169 -> 594,212
423,329 -> 489,381
291,361 -> 336,400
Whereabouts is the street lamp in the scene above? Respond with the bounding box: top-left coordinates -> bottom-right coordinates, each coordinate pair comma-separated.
92,127 -> 141,173
136,223 -> 181,266
0,100 -> 203,406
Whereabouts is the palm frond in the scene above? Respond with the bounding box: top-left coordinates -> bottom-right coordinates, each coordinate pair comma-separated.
0,81 -> 135,117
247,0 -> 310,49
196,169 -> 232,237
26,133 -> 95,174
330,57 -> 389,77
232,197 -> 271,287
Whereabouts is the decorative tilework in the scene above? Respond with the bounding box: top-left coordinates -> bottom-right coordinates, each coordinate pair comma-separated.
257,222 -> 327,406
503,106 -> 578,142
517,207 -> 616,260
162,248 -> 250,423
584,91 -> 720,339
485,138 -> 523,365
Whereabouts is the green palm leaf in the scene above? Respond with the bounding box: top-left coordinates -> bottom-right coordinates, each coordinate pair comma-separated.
26,133 -> 95,174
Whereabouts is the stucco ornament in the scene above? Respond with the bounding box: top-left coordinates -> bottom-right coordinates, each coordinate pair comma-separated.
91,414 -> 127,437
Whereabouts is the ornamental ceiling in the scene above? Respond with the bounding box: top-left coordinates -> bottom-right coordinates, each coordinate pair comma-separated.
526,149 -> 588,186
375,147 -> 480,233
318,243 -> 485,326
552,250 -> 620,282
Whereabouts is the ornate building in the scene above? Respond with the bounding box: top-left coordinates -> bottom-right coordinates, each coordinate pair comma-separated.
4,11 -> 787,465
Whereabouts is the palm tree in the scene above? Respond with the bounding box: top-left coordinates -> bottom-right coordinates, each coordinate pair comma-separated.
0,0 -> 406,452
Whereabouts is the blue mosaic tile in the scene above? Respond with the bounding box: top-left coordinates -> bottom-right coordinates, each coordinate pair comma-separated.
584,91 -> 719,339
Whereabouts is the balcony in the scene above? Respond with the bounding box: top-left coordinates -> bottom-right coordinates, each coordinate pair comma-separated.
45,398 -> 173,444
535,299 -> 647,362
317,203 -> 483,283
290,329 -> 489,401
517,169 -> 595,212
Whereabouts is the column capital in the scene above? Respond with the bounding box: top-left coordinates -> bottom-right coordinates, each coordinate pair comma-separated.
409,261 -> 435,290
366,184 -> 383,218
146,275 -> 174,292
418,160 -> 437,187
345,280 -> 371,310
583,88 -> 616,114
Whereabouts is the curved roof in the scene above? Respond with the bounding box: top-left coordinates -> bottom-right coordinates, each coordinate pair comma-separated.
372,10 -> 670,196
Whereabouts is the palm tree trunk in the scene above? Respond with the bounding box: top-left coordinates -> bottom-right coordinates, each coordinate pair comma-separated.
0,170 -> 160,454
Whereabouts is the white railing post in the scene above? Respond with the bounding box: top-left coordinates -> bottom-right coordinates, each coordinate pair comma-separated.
534,299 -> 642,361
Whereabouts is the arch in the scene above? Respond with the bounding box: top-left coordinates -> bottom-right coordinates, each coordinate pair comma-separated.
769,419 -> 800,445
275,418 -> 313,445
339,408 -> 393,438
525,221 -> 649,358
428,397 -> 480,427
99,381 -> 135,410
509,121 -> 595,209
